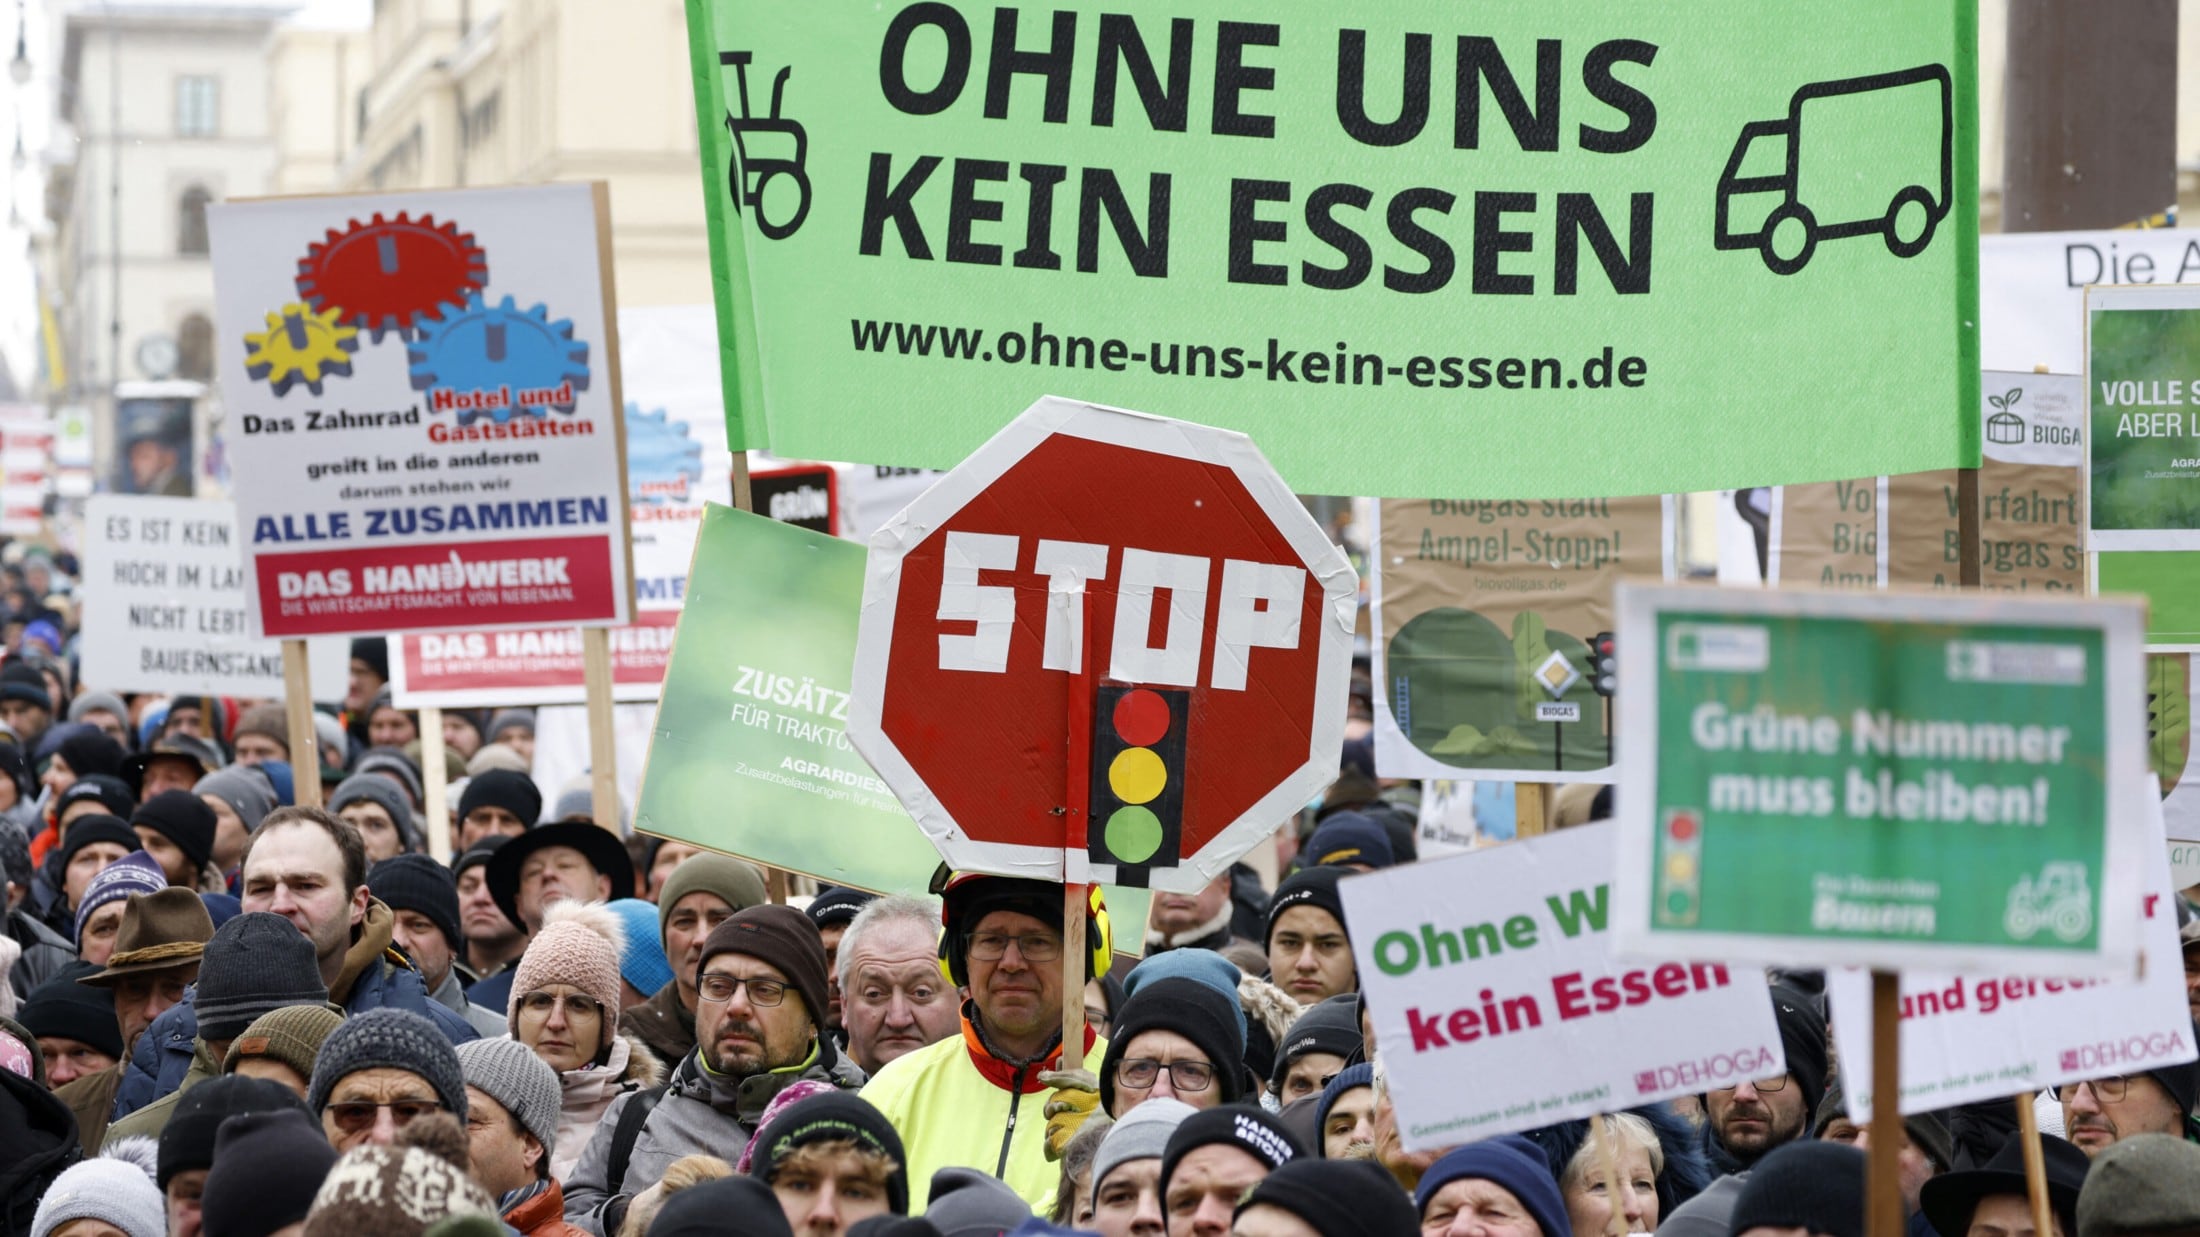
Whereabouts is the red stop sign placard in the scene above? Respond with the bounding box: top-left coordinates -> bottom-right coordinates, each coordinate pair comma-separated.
847,399 -> 1355,892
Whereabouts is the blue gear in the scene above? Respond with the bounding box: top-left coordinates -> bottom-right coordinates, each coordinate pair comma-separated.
623,403 -> 705,503
406,292 -> 592,424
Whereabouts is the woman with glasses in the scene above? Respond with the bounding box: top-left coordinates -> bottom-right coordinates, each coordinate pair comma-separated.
509,901 -> 666,1181
1096,975 -> 1250,1119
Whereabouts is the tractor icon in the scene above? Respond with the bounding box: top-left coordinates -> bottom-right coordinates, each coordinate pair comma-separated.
1714,65 -> 1953,275
718,51 -> 810,241
2003,861 -> 2093,944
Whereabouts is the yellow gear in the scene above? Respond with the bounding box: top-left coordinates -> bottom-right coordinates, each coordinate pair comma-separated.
243,303 -> 359,396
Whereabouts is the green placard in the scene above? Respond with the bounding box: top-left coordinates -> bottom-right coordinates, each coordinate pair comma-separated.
636,505 -> 1151,931
2098,551 -> 2200,647
1613,585 -> 2144,974
2087,288 -> 2200,549
685,1 -> 1979,499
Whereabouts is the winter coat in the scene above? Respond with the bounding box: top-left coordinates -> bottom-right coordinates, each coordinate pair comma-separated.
53,1060 -> 123,1156
562,1037 -> 865,1235
101,1037 -> 220,1146
0,1060 -> 81,1237
6,906 -> 73,1000
431,967 -> 509,1039
860,1008 -> 1106,1212
552,1033 -> 664,1182
624,980 -> 696,1067
110,898 -> 475,1120
505,1179 -> 591,1237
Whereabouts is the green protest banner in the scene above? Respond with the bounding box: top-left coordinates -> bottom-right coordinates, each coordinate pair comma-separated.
2088,287 -> 2200,551
1611,584 -> 2145,974
636,502 -> 1151,931
684,2 -> 1979,498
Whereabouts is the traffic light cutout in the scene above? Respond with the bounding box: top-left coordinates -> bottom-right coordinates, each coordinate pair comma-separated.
1089,685 -> 1188,886
1655,808 -> 1702,927
1590,632 -> 1618,697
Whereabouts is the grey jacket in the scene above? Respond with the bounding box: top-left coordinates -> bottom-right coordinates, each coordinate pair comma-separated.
561,1037 -> 865,1235
431,969 -> 508,1040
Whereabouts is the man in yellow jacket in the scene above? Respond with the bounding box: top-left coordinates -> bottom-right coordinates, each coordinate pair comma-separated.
860,874 -> 1109,1211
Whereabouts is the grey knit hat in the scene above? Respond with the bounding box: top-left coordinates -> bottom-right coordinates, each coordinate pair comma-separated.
2078,1134 -> 2200,1237
313,712 -> 349,768
68,691 -> 130,728
195,768 -> 276,835
351,748 -> 425,809
1094,1096 -> 1198,1191
307,1007 -> 468,1120
330,773 -> 423,853
195,911 -> 329,1041
455,1038 -> 561,1164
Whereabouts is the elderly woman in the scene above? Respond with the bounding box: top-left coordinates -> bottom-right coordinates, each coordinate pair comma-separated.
1521,1106 -> 1709,1237
508,900 -> 664,1180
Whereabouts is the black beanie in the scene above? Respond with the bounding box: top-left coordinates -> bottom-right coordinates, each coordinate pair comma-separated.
199,1108 -> 339,1237
1236,1158 -> 1417,1237
749,1092 -> 911,1215
1266,866 -> 1349,950
58,774 -> 136,822
350,637 -> 389,682
1271,994 -> 1363,1090
132,790 -> 219,872
0,662 -> 51,713
1100,977 -> 1249,1112
1731,1141 -> 1865,1237
192,911 -> 328,1041
1160,1104 -> 1305,1197
158,1075 -> 308,1188
700,904 -> 832,1028
18,961 -> 122,1059
369,853 -> 464,952
806,886 -> 877,931
56,728 -> 125,780
457,768 -> 542,828
55,814 -> 139,868
650,1177 -> 794,1237
1770,984 -> 1830,1115
449,833 -> 509,879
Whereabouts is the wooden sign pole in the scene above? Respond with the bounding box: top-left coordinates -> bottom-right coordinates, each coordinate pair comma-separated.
1867,970 -> 1904,1237
581,626 -> 621,836
419,704 -> 451,861
1516,782 -> 1550,837
280,639 -> 323,806
2014,1094 -> 2056,1237
1060,585 -> 1097,1057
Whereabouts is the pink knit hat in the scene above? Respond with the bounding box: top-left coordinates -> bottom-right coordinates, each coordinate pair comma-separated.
509,900 -> 625,1060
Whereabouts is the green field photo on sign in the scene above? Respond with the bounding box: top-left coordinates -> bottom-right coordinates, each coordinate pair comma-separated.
1390,611 -> 1608,772
685,1 -> 1978,498
2089,305 -> 2200,536
2097,550 -> 2200,645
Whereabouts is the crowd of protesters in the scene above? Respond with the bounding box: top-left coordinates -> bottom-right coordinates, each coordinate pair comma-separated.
4,548 -> 2200,1237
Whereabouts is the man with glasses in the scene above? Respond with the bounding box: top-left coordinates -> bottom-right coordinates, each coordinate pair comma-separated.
2058,1061 -> 2200,1156
1098,975 -> 1248,1118
306,1007 -> 470,1152
861,872 -> 1112,1211
1655,986 -> 1828,1237
562,903 -> 861,1235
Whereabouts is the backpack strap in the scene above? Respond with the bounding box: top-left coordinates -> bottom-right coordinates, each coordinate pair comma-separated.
606,1082 -> 670,1196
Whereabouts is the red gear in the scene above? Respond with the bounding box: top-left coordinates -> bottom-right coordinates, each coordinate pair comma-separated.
294,212 -> 487,339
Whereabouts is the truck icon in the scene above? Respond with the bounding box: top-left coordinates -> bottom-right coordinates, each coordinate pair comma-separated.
1714,65 -> 1953,275
2003,860 -> 2093,944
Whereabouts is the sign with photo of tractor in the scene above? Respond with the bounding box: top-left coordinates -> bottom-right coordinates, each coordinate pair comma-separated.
208,184 -> 633,639
1370,496 -> 1672,785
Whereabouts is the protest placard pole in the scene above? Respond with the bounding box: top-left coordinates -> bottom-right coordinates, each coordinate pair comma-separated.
581,627 -> 621,835
1516,783 -> 1550,837
281,640 -> 323,806
1589,1115 -> 1628,1237
2014,1094 -> 2056,1237
419,705 -> 451,861
1868,970 -> 1904,1237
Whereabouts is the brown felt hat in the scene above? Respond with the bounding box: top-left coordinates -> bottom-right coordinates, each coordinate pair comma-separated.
80,887 -> 215,984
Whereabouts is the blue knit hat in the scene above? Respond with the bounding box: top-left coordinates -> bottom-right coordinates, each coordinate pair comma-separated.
1122,946 -> 1248,1040
74,850 -> 167,941
605,898 -> 675,996
1415,1136 -> 1569,1237
1314,1062 -> 1375,1149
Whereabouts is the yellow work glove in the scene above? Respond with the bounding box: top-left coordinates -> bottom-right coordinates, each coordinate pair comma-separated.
1039,1067 -> 1101,1161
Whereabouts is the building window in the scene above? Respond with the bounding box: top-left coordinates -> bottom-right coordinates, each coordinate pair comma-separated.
461,90 -> 500,150
176,76 -> 219,138
177,314 -> 214,381
177,186 -> 212,255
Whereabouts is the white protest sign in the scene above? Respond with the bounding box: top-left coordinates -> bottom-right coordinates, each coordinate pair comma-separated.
1342,822 -> 1785,1149
1981,228 -> 2200,373
1827,779 -> 2194,1120
81,495 -> 347,698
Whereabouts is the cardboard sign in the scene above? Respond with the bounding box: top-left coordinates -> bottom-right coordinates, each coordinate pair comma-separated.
1761,372 -> 2084,593
1370,496 -> 1671,784
847,397 -> 1355,891
1344,822 -> 1786,1149
208,183 -> 632,638
635,503 -> 1154,937
1612,583 -> 2146,974
80,496 -> 347,697
685,1 -> 1980,498
1827,784 -> 2194,1119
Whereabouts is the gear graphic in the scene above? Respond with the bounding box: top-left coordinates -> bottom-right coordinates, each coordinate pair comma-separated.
406,293 -> 592,424
296,212 -> 488,340
242,303 -> 361,396
623,403 -> 704,503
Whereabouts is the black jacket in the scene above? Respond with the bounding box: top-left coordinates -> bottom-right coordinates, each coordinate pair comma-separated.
0,1063 -> 82,1237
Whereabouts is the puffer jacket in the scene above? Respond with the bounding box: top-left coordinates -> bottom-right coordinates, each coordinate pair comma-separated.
0,1060 -> 80,1237
561,1036 -> 864,1236
551,1033 -> 664,1182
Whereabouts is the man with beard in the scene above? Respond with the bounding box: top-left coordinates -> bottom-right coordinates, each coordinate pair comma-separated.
2060,1059 -> 2200,1156
561,904 -> 862,1236
1656,986 -> 1828,1237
